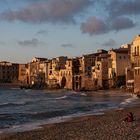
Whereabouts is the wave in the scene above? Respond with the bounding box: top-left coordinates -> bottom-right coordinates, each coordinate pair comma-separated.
120,96 -> 138,105
0,101 -> 27,107
26,109 -> 71,119
79,92 -> 87,96
55,95 -> 67,100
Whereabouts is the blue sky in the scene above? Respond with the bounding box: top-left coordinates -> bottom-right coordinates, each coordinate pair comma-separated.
0,0 -> 140,63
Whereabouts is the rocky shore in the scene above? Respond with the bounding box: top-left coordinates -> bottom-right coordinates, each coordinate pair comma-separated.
0,104 -> 140,140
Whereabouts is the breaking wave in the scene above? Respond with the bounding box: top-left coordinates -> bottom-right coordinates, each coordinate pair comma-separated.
120,96 -> 138,105
0,102 -> 27,107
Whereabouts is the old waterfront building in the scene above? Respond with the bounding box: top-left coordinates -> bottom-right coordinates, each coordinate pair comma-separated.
108,47 -> 130,88
92,53 -> 109,89
47,56 -> 67,88
130,35 -> 140,93
64,49 -> 108,91
18,64 -> 29,85
0,61 -> 19,83
28,57 -> 48,87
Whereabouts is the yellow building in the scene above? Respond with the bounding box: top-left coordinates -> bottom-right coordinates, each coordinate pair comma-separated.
108,48 -> 130,87
47,56 -> 67,88
29,57 -> 48,87
130,35 -> 140,93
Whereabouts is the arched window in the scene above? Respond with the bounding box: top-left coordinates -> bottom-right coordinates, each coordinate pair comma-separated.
135,47 -> 137,55
137,46 -> 139,55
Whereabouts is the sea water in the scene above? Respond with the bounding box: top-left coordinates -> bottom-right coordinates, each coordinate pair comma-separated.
0,89 -> 139,133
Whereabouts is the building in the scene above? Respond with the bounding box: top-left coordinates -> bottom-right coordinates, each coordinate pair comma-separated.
47,56 -> 67,88
59,58 -> 73,89
29,57 -> 48,87
65,49 -> 108,91
92,54 -> 109,89
130,35 -> 140,93
80,50 -> 108,90
0,61 -> 19,83
108,47 -> 130,87
18,64 -> 29,85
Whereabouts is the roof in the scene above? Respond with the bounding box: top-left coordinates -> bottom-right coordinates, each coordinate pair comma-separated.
110,48 -> 129,53
34,57 -> 48,61
32,57 -> 48,62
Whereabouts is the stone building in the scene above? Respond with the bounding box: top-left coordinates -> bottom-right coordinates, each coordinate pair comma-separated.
108,47 -> 130,87
80,50 -> 108,90
29,57 -> 48,87
130,35 -> 140,93
70,58 -> 82,90
77,54 -> 95,91
63,59 -> 73,89
47,56 -> 67,88
92,54 -> 109,89
0,61 -> 19,83
18,64 -> 29,85
64,49 -> 108,91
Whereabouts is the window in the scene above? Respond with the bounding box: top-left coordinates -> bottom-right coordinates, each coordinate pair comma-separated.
137,46 -> 139,55
49,70 -> 52,75
138,60 -> 140,67
97,64 -> 100,70
135,47 -> 137,55
135,69 -> 137,75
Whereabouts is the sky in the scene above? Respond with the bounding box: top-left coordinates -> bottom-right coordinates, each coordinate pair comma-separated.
0,0 -> 140,63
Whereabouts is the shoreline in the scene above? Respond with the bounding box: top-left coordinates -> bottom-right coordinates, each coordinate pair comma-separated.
0,103 -> 140,140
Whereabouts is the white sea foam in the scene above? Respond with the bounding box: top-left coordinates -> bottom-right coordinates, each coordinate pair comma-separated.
0,101 -> 26,107
0,123 -> 43,134
79,92 -> 87,96
55,95 -> 67,100
120,96 -> 138,105
0,102 -> 9,106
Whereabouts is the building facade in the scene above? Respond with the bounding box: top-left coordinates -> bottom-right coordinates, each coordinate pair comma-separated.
0,61 -> 19,83
108,48 -> 130,87
29,57 -> 48,87
92,54 -> 109,89
47,56 -> 67,88
18,64 -> 29,85
130,35 -> 140,93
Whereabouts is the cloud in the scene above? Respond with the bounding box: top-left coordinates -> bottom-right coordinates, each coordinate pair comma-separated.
102,39 -> 117,47
0,2 -> 48,23
81,16 -> 136,36
36,30 -> 48,35
0,0 -> 93,23
108,0 -> 140,18
111,17 -> 135,31
18,38 -> 44,47
61,43 -> 74,48
80,16 -> 108,35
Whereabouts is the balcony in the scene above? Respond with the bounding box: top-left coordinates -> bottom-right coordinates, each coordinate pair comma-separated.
132,52 -> 139,56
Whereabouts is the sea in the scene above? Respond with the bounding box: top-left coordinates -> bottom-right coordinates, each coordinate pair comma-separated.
0,88 -> 139,134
